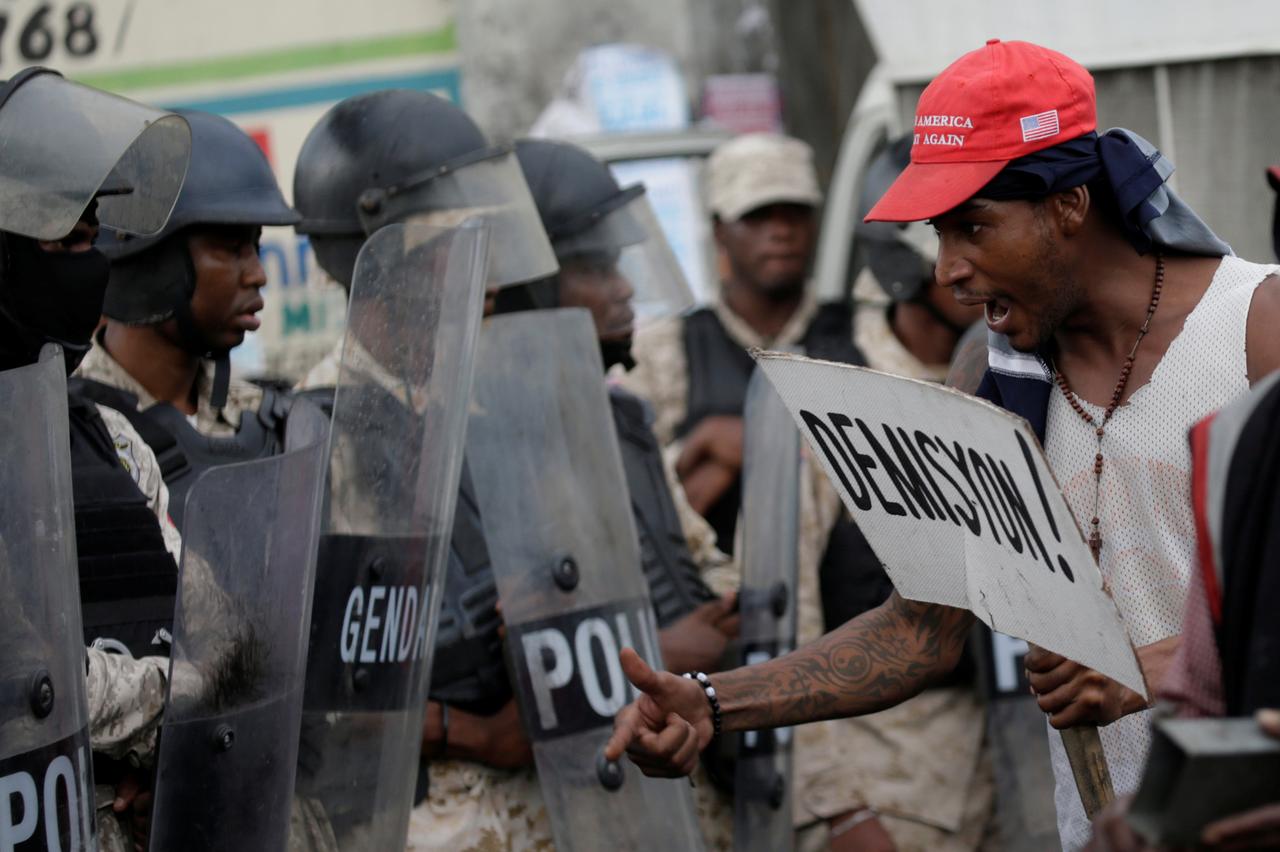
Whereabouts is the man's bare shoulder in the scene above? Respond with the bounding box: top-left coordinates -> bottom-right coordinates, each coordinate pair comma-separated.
1247,272 -> 1280,384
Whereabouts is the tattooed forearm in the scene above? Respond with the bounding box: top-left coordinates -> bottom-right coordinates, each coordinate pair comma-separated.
715,592 -> 975,732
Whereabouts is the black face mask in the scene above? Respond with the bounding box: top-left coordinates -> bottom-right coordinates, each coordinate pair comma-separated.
0,234 -> 111,373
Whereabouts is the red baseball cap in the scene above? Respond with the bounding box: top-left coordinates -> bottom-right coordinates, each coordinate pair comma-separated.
865,39 -> 1096,223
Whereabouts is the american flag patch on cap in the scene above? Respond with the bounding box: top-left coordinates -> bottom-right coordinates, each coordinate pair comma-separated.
1020,109 -> 1060,142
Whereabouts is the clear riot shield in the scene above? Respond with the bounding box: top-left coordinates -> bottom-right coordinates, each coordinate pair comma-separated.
295,220 -> 488,849
0,345 -> 95,849
465,308 -> 705,852
734,367 -> 800,852
146,399 -> 329,851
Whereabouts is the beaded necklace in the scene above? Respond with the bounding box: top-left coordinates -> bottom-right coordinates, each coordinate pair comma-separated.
1052,254 -> 1165,561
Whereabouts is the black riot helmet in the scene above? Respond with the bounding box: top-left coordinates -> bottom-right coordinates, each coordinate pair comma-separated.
0,68 -> 191,373
504,139 -> 692,334
99,109 -> 298,324
293,89 -> 556,291
855,136 -> 938,303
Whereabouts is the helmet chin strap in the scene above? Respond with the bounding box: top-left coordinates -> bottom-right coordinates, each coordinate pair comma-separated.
166,242 -> 236,410
207,350 -> 231,411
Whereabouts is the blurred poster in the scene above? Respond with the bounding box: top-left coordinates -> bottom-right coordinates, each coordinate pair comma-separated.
701,73 -> 783,134
531,43 -> 690,137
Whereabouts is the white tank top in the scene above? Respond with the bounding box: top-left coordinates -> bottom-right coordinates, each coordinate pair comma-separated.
1043,255 -> 1276,850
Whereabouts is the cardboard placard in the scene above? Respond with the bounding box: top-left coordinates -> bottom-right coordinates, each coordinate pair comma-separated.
756,352 -> 1147,697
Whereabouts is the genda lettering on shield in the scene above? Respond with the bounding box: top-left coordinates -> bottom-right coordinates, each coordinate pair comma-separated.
340,584 -> 432,664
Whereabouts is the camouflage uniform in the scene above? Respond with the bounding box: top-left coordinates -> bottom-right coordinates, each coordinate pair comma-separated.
621,291 -> 822,449
407,762 -> 731,852
295,339 -> 343,394
624,284 -> 995,851
86,648 -> 168,764
76,334 -> 264,438
94,403 -> 183,560
79,402 -> 183,851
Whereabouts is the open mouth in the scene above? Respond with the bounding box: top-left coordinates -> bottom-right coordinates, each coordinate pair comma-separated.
984,298 -> 1012,331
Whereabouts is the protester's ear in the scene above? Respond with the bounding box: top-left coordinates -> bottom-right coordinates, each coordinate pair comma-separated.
1049,185 -> 1090,237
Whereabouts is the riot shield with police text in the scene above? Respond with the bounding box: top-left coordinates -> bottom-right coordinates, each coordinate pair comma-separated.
146,399 -> 328,851
294,220 -> 488,849
0,346 -> 95,850
734,367 -> 800,852
465,309 -> 704,852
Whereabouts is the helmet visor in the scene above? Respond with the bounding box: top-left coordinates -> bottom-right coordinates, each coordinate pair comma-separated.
360,147 -> 558,289
0,72 -> 191,241
558,191 -> 693,329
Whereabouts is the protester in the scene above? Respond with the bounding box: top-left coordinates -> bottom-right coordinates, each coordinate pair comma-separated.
606,38 -> 1280,852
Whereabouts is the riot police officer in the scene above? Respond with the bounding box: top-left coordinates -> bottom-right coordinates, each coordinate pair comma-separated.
0,67 -> 192,851
290,88 -> 557,851
73,110 -> 301,530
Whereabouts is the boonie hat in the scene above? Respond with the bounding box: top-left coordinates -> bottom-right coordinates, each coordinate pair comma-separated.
865,39 -> 1096,223
707,132 -> 822,221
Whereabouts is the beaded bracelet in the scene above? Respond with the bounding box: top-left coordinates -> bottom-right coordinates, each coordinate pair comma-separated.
683,671 -> 722,736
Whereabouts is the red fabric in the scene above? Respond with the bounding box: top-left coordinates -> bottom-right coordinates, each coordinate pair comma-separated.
865,39 -> 1097,223
1163,413 -> 1228,718
1189,414 -> 1224,625
1162,557 -> 1228,718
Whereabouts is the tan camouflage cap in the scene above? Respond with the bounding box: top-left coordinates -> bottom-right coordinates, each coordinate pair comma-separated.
706,132 -> 822,221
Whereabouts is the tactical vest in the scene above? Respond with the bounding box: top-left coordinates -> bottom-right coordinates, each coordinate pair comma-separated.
610,386 -> 716,627
68,377 -> 290,530
678,302 -> 864,554
429,462 -> 510,716
67,390 -> 177,658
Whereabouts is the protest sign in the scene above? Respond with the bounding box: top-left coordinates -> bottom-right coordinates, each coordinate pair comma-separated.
755,351 -> 1147,698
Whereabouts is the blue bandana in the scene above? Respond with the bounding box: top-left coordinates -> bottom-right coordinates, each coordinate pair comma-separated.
972,128 -> 1232,442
